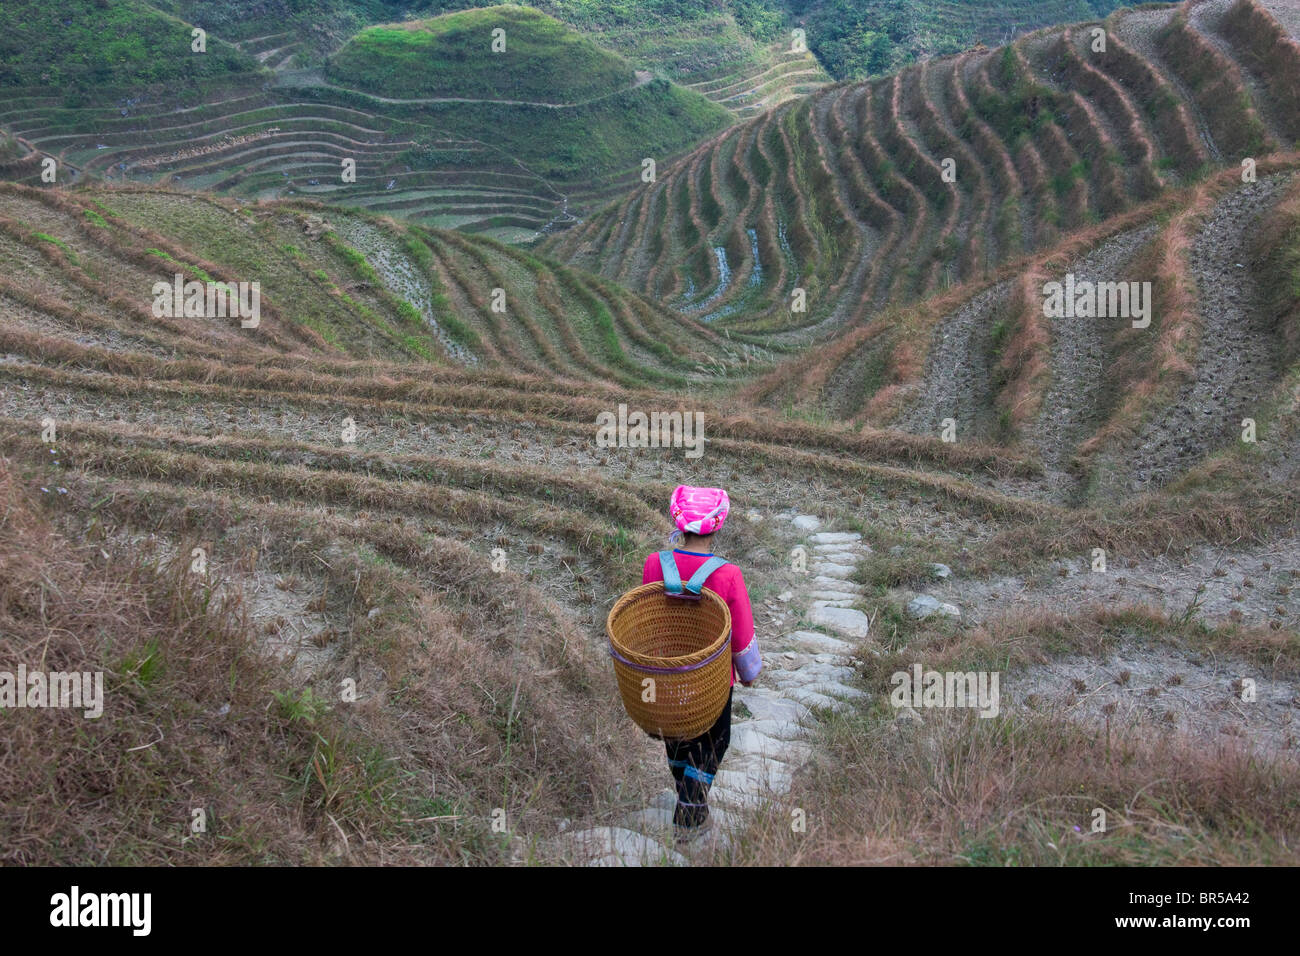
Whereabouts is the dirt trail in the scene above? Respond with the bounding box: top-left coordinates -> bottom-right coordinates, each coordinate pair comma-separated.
557,513 -> 872,865
1115,173 -> 1292,494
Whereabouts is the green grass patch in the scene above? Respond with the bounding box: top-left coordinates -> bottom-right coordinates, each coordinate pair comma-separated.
32,232 -> 77,265
327,6 -> 635,105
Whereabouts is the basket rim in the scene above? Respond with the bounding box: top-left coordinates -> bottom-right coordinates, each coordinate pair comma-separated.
606,580 -> 732,668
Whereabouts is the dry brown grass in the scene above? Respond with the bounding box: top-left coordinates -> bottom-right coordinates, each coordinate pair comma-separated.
992,269 -> 1050,433
0,446 -> 654,864
1222,0 -> 1300,144
1157,2 -> 1274,156
732,604 -> 1300,866
970,475 -> 1299,576
0,456 -> 390,864
735,706 -> 1300,865
1250,173 -> 1300,363
1073,185 -> 1214,465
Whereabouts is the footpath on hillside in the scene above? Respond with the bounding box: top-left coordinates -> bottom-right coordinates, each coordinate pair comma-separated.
555,511 -> 873,865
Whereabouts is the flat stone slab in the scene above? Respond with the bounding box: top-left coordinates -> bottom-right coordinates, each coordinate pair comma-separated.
709,785 -> 764,811
730,726 -> 814,765
812,653 -> 850,665
786,630 -> 856,654
812,550 -> 860,565
650,788 -> 677,811
808,532 -> 861,545
714,759 -> 793,797
768,669 -> 858,693
804,681 -> 867,700
811,562 -> 856,579
621,806 -> 674,833
768,671 -> 833,691
808,590 -> 861,602
740,717 -> 809,741
734,690 -> 811,724
812,576 -> 862,592
812,543 -> 860,554
791,515 -> 822,531
807,605 -> 871,638
812,599 -> 856,609
563,826 -> 688,866
776,663 -> 858,684
783,688 -> 851,713
907,594 -> 961,619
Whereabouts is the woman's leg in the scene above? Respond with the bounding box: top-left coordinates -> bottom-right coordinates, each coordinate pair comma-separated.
665,687 -> 733,828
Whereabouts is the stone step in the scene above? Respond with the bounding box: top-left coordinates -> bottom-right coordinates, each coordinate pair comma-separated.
812,576 -> 863,593
560,826 -> 688,866
808,532 -> 862,545
621,806 -> 674,833
807,605 -> 871,638
811,547 -> 861,561
734,689 -> 811,724
737,717 -> 810,741
783,687 -> 852,713
769,664 -> 857,686
802,681 -> 867,700
810,562 -> 856,579
808,590 -> 861,602
714,759 -> 793,798
812,554 -> 861,567
786,630 -> 856,654
730,725 -> 815,764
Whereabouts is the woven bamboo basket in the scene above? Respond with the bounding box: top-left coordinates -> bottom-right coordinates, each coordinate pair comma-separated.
606,581 -> 732,741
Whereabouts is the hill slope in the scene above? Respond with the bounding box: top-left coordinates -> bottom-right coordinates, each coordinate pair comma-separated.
793,0 -> 1140,77
1,0 -> 1298,868
327,6 -> 636,104
0,5 -> 732,240
0,0 -> 261,94
547,0 -> 1294,334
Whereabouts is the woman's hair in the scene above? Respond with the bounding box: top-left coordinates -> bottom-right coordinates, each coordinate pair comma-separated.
675,528 -> 721,550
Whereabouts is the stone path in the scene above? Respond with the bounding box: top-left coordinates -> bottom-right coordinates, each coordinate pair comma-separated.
557,514 -> 873,865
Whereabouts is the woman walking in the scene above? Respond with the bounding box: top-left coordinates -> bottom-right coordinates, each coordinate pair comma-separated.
640,485 -> 762,843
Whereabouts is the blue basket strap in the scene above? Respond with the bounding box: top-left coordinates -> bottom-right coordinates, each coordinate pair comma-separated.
658,550 -> 684,595
683,555 -> 728,595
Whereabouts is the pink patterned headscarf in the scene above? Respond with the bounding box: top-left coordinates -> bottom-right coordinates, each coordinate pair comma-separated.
669,485 -> 730,536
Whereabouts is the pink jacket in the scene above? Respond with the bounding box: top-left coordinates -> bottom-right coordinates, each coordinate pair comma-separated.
641,549 -> 761,686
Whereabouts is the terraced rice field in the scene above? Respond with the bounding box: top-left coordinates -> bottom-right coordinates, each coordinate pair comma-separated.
548,1 -> 1293,336
2,0 -> 1299,868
